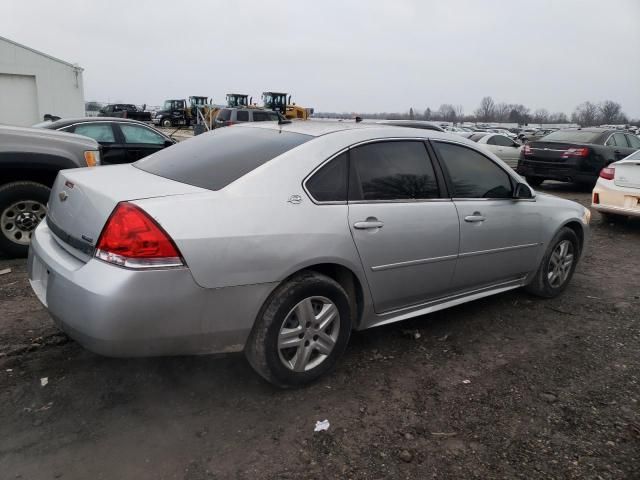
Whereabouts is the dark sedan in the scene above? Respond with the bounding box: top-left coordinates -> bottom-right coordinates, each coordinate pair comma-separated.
517,128 -> 640,186
43,118 -> 175,164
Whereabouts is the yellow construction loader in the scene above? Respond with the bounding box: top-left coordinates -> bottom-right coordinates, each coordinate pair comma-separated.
262,92 -> 313,120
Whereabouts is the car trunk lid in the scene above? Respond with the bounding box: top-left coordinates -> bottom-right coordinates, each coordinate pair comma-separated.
46,164 -> 207,261
614,159 -> 640,189
524,141 -> 590,162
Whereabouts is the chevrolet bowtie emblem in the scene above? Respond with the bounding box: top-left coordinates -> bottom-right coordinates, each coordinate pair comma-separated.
59,191 -> 69,202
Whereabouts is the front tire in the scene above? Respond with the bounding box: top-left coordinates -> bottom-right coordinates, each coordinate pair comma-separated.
0,181 -> 50,257
245,271 -> 352,388
525,227 -> 580,298
161,117 -> 173,128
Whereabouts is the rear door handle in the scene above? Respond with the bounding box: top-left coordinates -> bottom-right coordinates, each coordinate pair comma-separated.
464,212 -> 486,223
354,218 -> 384,229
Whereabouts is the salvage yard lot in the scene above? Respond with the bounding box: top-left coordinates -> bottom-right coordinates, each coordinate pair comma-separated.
0,184 -> 638,479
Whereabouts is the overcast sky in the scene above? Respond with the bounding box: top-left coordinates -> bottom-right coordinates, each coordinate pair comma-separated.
3,0 -> 639,117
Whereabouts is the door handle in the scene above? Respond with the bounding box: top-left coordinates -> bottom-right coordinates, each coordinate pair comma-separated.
354,218 -> 384,229
464,212 -> 486,223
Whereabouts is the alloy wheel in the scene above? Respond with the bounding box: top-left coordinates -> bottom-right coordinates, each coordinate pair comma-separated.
277,296 -> 340,372
547,239 -> 574,288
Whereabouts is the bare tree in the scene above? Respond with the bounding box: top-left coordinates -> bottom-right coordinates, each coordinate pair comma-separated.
409,107 -> 415,120
423,107 -> 432,120
454,105 -> 464,122
572,101 -> 600,126
494,103 -> 510,122
475,96 -> 496,122
533,108 -> 549,125
437,104 -> 457,123
599,100 -> 623,124
507,104 -> 530,125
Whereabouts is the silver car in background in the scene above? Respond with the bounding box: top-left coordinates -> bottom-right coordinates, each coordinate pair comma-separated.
28,122 -> 590,387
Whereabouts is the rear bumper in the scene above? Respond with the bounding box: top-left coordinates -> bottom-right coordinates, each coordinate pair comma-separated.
517,159 -> 596,184
592,180 -> 640,217
28,220 -> 277,357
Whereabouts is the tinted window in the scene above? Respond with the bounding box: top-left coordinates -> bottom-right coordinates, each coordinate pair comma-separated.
433,142 -> 512,198
253,111 -> 280,122
135,127 -> 311,191
73,123 -> 115,142
306,152 -> 348,202
543,130 -> 602,143
613,133 -> 629,147
349,141 -> 439,201
469,133 -> 488,142
236,111 -> 249,122
488,135 -> 514,147
626,135 -> 640,149
120,124 -> 165,144
217,109 -> 231,121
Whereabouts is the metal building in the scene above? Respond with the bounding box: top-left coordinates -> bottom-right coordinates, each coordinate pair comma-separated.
0,36 -> 84,126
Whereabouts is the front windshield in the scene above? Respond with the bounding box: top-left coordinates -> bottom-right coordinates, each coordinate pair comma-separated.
163,100 -> 172,110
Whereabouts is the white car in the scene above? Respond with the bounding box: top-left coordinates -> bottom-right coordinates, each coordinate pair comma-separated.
469,133 -> 522,168
592,150 -> 640,220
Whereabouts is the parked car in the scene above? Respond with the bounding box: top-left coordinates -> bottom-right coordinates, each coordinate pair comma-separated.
215,108 -> 281,128
0,125 -> 100,257
42,118 -> 175,164
518,129 -> 554,143
517,127 -> 640,186
592,149 -> 640,221
470,133 -> 522,168
375,120 -> 444,132
28,122 -> 590,387
98,104 -> 152,122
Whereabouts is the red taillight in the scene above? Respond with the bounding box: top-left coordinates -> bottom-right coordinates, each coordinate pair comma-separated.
593,192 -> 600,204
95,202 -> 184,269
523,144 -> 533,156
599,167 -> 615,180
561,147 -> 590,159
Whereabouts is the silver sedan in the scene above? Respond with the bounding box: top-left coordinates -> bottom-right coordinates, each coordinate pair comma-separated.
28,122 -> 590,387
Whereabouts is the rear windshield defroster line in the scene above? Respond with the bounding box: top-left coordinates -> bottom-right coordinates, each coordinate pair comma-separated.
134,127 -> 312,191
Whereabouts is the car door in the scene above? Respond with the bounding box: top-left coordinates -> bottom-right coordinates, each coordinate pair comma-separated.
346,140 -> 460,313
65,122 -> 127,164
431,140 -> 542,292
485,134 -> 521,167
116,123 -> 170,162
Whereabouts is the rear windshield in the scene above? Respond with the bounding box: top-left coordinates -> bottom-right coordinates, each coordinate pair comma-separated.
541,130 -> 602,143
135,127 -> 311,190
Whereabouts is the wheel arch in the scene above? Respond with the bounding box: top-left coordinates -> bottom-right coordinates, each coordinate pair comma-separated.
559,219 -> 585,255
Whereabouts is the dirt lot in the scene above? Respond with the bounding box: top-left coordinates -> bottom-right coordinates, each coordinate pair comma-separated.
1,184 -> 638,480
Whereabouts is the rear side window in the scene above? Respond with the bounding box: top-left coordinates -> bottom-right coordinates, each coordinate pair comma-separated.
305,152 -> 348,202
626,135 -> 640,149
120,124 -> 165,144
236,111 -> 249,122
135,127 -> 311,191
73,123 -> 115,143
433,142 -> 512,199
487,135 -> 513,147
217,109 -> 231,121
612,133 -> 629,147
349,141 -> 439,201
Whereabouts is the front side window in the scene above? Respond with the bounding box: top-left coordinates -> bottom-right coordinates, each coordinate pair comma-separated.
306,152 -> 348,202
349,141 -> 439,201
73,123 -> 115,143
120,124 -> 165,144
236,111 -> 249,122
433,142 -> 513,199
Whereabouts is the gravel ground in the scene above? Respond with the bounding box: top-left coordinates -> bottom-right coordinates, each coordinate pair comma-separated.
0,184 -> 638,479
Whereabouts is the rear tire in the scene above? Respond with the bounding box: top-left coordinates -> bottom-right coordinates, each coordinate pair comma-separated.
245,271 -> 352,388
0,181 -> 50,258
525,227 -> 579,298
526,176 -> 544,187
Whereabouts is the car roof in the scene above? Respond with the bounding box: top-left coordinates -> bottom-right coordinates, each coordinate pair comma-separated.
234,120 -> 476,144
44,117 -> 153,129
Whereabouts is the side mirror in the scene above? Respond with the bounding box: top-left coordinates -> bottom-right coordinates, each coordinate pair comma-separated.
514,182 -> 534,199
164,139 -> 175,147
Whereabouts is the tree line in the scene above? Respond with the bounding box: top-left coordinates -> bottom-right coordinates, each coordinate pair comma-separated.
315,96 -> 637,127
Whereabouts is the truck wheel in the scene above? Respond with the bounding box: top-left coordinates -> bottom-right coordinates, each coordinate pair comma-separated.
245,271 -> 352,388
161,118 -> 173,128
0,182 -> 50,257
